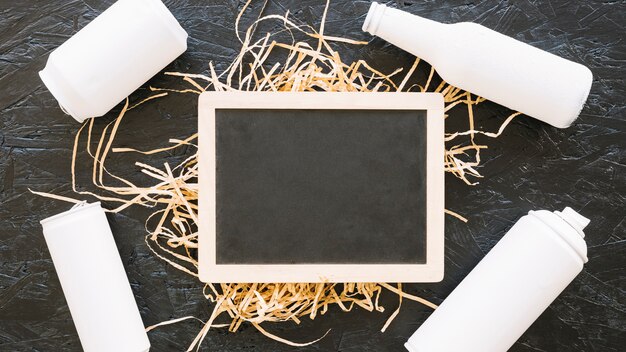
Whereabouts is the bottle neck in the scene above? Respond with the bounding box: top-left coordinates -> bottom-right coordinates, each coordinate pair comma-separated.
362,3 -> 446,64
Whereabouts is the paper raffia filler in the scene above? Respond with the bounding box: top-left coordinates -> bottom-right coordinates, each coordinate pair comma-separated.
34,0 -> 520,349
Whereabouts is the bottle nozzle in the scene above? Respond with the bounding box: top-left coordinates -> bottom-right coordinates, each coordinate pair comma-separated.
555,207 -> 590,237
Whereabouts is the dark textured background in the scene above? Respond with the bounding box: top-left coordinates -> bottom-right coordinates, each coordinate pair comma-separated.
0,0 -> 624,351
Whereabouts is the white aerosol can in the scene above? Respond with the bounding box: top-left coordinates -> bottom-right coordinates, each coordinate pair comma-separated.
362,2 -> 593,128
405,207 -> 590,352
39,0 -> 188,123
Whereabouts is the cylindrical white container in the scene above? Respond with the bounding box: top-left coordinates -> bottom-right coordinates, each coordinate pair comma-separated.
362,2 -> 593,128
405,207 -> 590,352
39,0 -> 188,122
41,202 -> 150,352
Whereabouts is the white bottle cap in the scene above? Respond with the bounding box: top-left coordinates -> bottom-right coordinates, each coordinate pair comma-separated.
362,2 -> 386,34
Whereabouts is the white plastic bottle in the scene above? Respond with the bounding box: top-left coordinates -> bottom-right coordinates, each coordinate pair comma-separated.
41,202 -> 150,352
362,2 -> 593,128
39,0 -> 188,123
405,207 -> 590,352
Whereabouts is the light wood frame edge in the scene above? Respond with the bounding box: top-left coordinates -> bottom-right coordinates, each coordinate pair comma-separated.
198,92 -> 445,283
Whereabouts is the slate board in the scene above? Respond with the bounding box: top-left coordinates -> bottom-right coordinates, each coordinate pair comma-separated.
215,108 -> 428,264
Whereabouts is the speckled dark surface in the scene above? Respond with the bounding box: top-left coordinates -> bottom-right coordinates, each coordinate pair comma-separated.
0,0 -> 624,351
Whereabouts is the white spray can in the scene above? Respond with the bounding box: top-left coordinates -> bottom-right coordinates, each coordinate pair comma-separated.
362,2 -> 593,128
405,207 -> 590,352
41,202 -> 150,352
39,0 -> 188,123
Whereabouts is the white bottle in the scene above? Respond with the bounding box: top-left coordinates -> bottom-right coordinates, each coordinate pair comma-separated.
41,202 -> 150,352
39,0 -> 188,123
362,2 -> 593,128
405,207 -> 590,352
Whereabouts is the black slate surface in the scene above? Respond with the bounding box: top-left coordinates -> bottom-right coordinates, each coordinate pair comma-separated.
0,0 -> 624,351
216,109 -> 427,264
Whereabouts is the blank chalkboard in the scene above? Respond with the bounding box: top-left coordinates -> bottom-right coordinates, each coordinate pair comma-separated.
198,92 -> 445,283
216,108 -> 427,264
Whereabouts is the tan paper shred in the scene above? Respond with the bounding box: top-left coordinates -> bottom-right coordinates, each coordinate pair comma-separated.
33,0 -> 520,349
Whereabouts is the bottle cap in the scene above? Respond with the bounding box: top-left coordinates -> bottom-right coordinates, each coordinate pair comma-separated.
362,2 -> 386,35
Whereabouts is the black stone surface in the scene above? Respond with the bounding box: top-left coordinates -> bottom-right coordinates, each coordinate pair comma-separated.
0,1 -> 624,351
216,109 -> 427,264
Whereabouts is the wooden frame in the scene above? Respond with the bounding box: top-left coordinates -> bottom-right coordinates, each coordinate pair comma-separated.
198,92 -> 445,283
